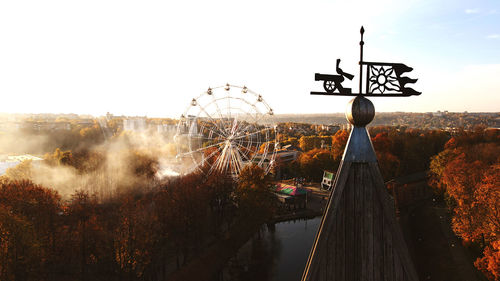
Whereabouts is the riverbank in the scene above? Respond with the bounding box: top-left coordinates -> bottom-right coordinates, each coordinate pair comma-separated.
167,185 -> 330,281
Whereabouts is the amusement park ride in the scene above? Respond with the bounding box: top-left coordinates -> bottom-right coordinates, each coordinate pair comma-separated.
174,84 -> 278,178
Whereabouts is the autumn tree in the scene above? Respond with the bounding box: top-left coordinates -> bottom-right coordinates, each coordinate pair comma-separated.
331,129 -> 349,160
443,155 -> 488,242
376,151 -> 400,181
79,125 -> 104,146
475,240 -> 500,281
127,150 -> 159,180
154,172 -> 210,268
299,135 -> 332,152
473,165 -> 500,280
115,195 -> 158,281
235,164 -> 276,222
0,205 -> 39,281
203,171 -> 235,236
44,148 -> 73,166
0,180 -> 62,280
371,132 -> 400,180
280,136 -> 299,147
72,149 -> 106,174
429,149 -> 457,196
428,128 -> 500,280
297,148 -> 338,181
65,191 -> 107,281
474,164 -> 500,243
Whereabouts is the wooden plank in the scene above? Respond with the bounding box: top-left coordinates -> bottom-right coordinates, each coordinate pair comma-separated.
301,161 -> 352,281
327,188 -> 339,281
325,233 -> 333,281
364,164 -> 374,281
384,216 -> 394,281
372,180 -> 384,281
345,169 -> 355,281
360,164 -> 367,281
336,184 -> 346,281
319,242 -> 327,281
394,247 -> 403,281
354,163 -> 364,281
326,217 -> 335,280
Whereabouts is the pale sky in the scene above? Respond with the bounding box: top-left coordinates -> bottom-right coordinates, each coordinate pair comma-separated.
0,0 -> 499,117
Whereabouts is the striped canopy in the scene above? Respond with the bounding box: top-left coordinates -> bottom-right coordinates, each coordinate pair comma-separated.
273,183 -> 307,196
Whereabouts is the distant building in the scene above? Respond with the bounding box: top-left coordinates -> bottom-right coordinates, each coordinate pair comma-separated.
315,124 -> 340,133
156,124 -> 177,134
27,121 -> 72,131
77,119 -> 95,126
275,144 -> 302,162
123,117 -> 147,131
52,122 -> 71,130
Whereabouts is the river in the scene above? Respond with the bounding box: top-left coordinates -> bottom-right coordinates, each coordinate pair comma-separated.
220,217 -> 321,281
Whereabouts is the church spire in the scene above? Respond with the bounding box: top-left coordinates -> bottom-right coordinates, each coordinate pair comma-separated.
301,96 -> 419,281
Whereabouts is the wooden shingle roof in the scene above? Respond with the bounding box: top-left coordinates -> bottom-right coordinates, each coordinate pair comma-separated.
302,97 -> 419,281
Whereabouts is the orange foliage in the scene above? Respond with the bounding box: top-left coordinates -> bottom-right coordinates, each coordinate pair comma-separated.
429,128 -> 500,279
376,151 -> 400,181
331,129 -> 349,159
475,240 -> 500,281
115,196 -> 158,278
443,155 -> 488,241
372,132 -> 392,152
0,180 -> 61,280
236,165 -> 276,221
297,148 -> 338,181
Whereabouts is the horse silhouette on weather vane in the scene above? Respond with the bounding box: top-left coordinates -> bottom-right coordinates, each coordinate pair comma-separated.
311,26 -> 421,97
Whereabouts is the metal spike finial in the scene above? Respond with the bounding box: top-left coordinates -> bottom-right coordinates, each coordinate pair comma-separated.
359,26 -> 365,95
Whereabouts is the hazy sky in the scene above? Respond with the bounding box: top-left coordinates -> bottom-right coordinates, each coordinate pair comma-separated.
0,0 -> 499,117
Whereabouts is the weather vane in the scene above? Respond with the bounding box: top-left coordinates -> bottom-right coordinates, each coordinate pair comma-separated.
311,26 -> 421,97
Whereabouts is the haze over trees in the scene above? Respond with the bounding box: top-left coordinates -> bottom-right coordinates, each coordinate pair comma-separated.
0,112 -> 498,280
0,164 -> 276,281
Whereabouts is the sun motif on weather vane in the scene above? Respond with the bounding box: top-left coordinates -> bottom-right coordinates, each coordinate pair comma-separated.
369,65 -> 400,94
311,26 -> 421,97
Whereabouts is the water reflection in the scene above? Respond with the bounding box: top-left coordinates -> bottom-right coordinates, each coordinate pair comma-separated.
221,217 -> 321,281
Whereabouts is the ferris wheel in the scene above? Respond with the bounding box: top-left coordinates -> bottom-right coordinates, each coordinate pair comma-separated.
175,84 -> 278,177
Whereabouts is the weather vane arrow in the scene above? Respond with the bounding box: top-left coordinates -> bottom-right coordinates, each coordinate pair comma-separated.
311,26 -> 421,97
